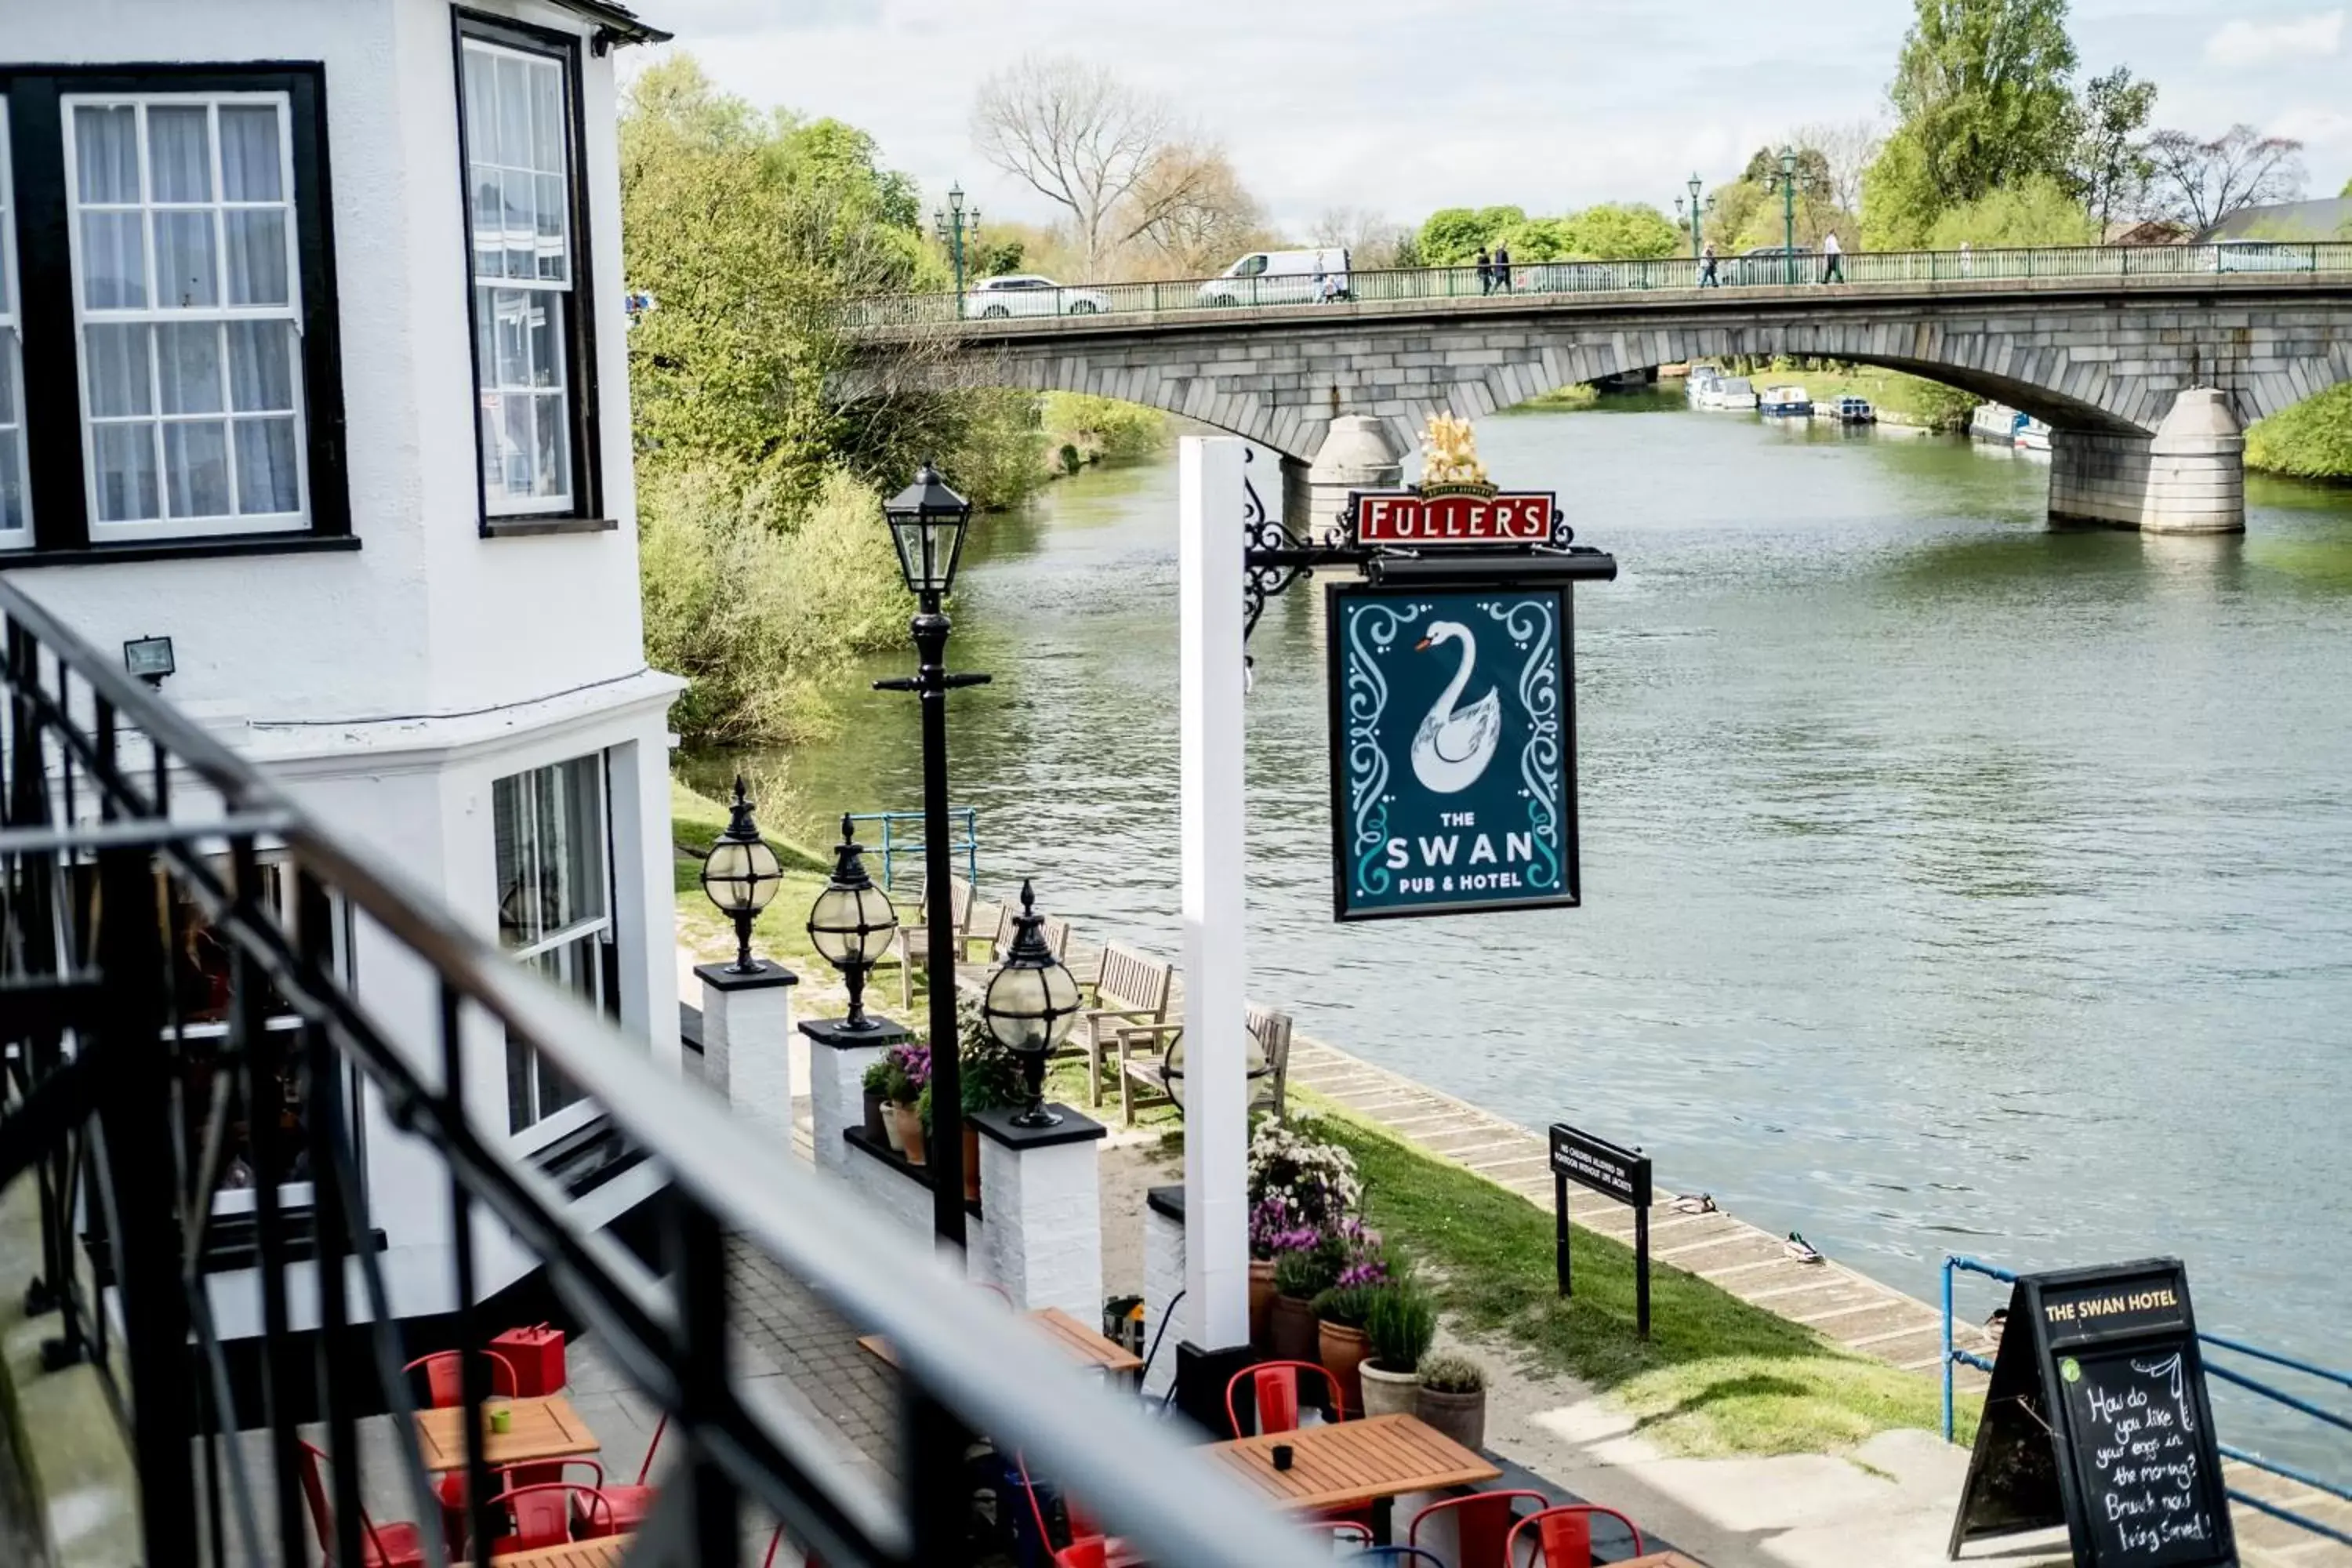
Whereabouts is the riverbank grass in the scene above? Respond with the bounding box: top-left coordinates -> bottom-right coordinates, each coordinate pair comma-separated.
670,779 -> 836,973
1295,1092 -> 1965,1457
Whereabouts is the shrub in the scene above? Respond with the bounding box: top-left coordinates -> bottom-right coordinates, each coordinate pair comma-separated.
1417,1352 -> 1485,1395
1248,1121 -> 1362,1232
862,1058 -> 895,1095
1043,393 -> 1167,466
1310,1283 -> 1385,1330
1364,1280 -> 1437,1372
1272,1242 -> 1339,1301
957,997 -> 1025,1114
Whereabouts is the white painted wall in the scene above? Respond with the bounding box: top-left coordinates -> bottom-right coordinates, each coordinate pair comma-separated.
3,0 -> 684,1275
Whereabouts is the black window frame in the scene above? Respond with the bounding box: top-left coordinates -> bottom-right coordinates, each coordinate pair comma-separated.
451,9 -> 608,539
0,63 -> 353,568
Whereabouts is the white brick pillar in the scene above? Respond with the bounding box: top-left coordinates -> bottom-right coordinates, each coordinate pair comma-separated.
968,1104 -> 1105,1319
696,963 -> 797,1143
1142,1185 -> 1190,1403
799,1014 -> 913,1180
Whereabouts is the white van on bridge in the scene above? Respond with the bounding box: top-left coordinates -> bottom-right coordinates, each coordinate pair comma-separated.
1198,248 -> 1351,307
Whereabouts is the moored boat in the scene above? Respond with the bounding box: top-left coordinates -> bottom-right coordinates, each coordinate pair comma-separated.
1833,395 -> 1875,425
1759,384 -> 1813,418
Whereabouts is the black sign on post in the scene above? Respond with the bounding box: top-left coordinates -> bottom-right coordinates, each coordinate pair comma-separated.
1548,1123 -> 1653,1339
1949,1258 -> 2235,1568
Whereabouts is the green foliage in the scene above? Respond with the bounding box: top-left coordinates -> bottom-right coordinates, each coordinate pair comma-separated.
1416,1352 -> 1486,1395
1415,206 -> 1527,263
1861,130 -> 1944,249
1272,1244 -> 1339,1300
1926,175 -> 2100,248
1041,394 -> 1168,466
1889,0 -> 2081,207
2073,65 -> 2158,231
862,1058 -> 895,1094
638,465 -> 907,745
1311,1283 -> 1385,1329
2247,383 -> 2352,482
1364,1279 -> 1438,1371
958,999 -> 1027,1114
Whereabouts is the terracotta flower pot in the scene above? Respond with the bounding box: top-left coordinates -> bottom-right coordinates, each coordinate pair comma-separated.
1267,1293 -> 1319,1364
1358,1359 -> 1419,1419
963,1125 -> 982,1203
892,1102 -> 927,1165
1416,1383 -> 1486,1452
1318,1320 -> 1370,1417
1247,1260 -> 1277,1349
862,1087 -> 888,1142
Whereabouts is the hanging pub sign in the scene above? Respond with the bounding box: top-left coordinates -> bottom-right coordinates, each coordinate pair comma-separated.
1323,416 -> 1583,923
1948,1258 -> 2234,1568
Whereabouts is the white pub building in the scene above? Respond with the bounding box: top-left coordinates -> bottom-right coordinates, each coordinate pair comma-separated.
1,0 -> 680,1323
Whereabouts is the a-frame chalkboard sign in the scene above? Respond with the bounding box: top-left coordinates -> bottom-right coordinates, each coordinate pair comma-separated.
1948,1258 -> 2235,1567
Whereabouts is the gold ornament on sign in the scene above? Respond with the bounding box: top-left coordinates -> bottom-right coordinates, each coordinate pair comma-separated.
1419,413 -> 1496,498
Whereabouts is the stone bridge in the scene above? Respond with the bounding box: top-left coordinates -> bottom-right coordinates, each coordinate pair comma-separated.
851,270 -> 2352,534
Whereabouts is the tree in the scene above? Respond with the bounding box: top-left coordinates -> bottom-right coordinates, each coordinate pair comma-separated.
1882,0 -> 2089,215
1311,207 -> 1415,269
1118,144 -> 1265,276
1927,175 -> 2100,246
1414,206 -> 1526,263
2144,125 -> 2307,231
971,56 -> 1195,275
1562,204 -> 1681,258
1793,120 -> 1886,222
2070,66 -> 2158,234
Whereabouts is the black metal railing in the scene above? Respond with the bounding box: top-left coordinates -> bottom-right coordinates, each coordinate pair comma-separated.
0,573 -> 1319,1567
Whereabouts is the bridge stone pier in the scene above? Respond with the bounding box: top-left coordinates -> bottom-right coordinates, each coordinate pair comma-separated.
853,272 -> 2352,536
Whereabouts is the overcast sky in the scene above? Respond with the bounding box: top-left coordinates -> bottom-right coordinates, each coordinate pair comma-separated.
626,2 -> 2352,234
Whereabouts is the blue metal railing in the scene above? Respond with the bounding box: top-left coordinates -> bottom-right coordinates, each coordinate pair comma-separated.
1941,1253 -> 2352,1550
848,807 -> 978,894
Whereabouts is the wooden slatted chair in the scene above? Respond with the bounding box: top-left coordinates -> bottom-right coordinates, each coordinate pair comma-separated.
891,876 -> 975,1011
1076,945 -> 1173,1108
1115,1004 -> 1293,1127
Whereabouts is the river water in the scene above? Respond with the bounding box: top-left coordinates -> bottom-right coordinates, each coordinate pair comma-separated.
687,400 -> 2352,1463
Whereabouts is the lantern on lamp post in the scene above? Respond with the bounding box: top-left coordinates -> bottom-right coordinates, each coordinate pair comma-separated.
805,815 -> 898,1032
699,777 -> 783,973
979,880 -> 1083,1127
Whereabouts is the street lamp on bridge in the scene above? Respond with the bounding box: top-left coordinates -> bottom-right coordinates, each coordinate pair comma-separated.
936,183 -> 979,318
1674,173 -> 1714,263
1763,147 -> 1824,286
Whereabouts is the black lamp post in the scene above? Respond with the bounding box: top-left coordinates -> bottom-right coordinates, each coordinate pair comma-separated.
699,776 -> 783,973
875,463 -> 989,1250
935,183 -> 979,318
1764,147 -> 1823,285
806,815 -> 898,1032
979,880 -> 1083,1127
1675,173 -> 1714,263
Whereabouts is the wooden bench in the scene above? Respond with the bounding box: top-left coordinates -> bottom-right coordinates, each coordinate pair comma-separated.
954,907 -> 1076,996
891,875 -> 975,1011
1077,945 -> 1174,1108
1115,1004 -> 1293,1127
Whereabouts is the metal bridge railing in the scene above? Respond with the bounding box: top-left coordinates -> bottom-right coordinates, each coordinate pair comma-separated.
0,574 -> 1320,1568
845,241 -> 2352,330
844,806 -> 978,895
1940,1253 -> 2352,1552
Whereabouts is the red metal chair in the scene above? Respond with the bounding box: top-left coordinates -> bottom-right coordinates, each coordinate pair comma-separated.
1308,1519 -> 1375,1551
402,1348 -> 520,1408
296,1440 -> 426,1568
1503,1504 -> 1645,1568
575,1411 -> 665,1536
1224,1359 -> 1346,1437
479,1483 -> 613,1558
1408,1489 -> 1551,1568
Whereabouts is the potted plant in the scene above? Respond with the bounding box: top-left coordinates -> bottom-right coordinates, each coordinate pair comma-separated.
1359,1277 -> 1436,1418
958,1001 -> 1024,1204
1246,1196 -> 1299,1350
859,1057 -> 893,1142
1415,1352 -> 1487,1450
1311,1283 -> 1382,1414
883,1043 -> 928,1164
1247,1121 -> 1363,1233
1267,1233 -> 1337,1364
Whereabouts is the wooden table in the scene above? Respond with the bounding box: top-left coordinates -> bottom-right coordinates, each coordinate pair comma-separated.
861,1308 -> 1143,1378
490,1535 -> 633,1566
413,1394 -> 600,1472
1207,1413 -> 1500,1514
1619,1553 -> 1709,1567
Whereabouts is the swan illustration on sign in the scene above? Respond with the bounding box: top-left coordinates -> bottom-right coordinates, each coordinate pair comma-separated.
1410,621 -> 1502,793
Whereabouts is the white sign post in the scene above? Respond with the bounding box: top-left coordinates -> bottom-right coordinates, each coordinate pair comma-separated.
1178,437 -> 1250,1352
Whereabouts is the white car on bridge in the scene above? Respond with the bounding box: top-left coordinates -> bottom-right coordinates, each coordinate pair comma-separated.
964,274 -> 1112,318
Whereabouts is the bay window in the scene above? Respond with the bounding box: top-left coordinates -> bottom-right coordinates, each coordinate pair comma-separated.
495,753 -> 616,1132
456,16 -> 601,531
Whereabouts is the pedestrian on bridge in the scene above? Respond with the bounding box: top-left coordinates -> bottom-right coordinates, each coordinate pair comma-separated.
1477,246 -> 1494,295
1700,240 -> 1720,287
1494,241 -> 1514,292
1822,230 -> 1846,285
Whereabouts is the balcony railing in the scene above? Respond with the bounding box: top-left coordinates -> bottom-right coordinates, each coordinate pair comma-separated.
845,241 -> 2352,330
0,574 -> 1319,1566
